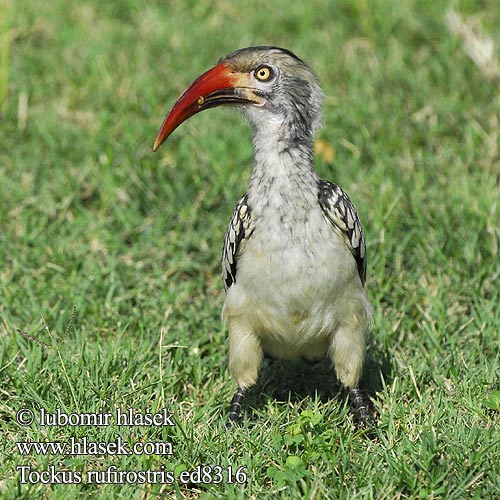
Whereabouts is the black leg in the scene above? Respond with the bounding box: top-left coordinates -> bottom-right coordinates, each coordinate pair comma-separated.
226,386 -> 247,428
348,387 -> 374,428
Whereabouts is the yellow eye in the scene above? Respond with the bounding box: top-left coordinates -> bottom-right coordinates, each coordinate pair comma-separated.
254,65 -> 273,81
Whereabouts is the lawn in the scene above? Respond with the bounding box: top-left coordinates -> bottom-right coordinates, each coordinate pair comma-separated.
1,0 -> 499,498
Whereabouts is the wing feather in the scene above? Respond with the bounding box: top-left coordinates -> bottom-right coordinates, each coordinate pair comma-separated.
221,194 -> 255,290
317,179 -> 367,285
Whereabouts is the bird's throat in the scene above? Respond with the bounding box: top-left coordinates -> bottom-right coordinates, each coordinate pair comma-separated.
247,128 -> 319,218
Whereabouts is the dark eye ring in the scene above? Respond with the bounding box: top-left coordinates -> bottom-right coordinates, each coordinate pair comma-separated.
254,65 -> 274,82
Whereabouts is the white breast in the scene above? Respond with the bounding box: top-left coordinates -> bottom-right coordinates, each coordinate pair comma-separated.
222,199 -> 364,360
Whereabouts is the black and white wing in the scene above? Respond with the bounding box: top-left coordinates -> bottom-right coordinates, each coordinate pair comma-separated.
317,179 -> 367,285
221,193 -> 255,290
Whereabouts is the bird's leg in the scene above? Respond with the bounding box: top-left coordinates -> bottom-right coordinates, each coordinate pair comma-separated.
225,319 -> 263,427
348,387 -> 374,428
226,386 -> 247,427
329,321 -> 373,427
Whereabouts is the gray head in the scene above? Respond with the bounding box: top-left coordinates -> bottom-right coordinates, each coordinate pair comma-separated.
221,46 -> 324,140
153,46 -> 323,151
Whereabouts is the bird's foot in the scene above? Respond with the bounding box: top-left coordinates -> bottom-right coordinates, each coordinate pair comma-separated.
226,386 -> 247,428
348,387 -> 375,429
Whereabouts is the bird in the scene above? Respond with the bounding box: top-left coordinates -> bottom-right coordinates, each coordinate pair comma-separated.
153,46 -> 374,427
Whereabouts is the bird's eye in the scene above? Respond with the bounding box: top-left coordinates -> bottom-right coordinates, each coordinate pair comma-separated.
254,65 -> 274,82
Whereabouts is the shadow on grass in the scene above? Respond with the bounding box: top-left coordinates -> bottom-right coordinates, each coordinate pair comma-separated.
239,340 -> 392,424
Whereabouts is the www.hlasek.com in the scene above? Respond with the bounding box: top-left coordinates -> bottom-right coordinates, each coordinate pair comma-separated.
15,407 -> 247,485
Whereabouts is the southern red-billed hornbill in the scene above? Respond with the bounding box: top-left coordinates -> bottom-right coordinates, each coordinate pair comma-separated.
153,46 -> 373,427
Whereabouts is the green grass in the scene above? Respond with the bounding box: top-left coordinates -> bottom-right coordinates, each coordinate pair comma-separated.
1,0 -> 499,498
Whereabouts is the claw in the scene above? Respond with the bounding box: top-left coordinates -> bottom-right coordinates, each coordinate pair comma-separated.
226,386 -> 247,428
349,387 -> 375,428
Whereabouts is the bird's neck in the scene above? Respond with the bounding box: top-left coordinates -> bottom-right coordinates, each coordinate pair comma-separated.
247,122 -> 319,213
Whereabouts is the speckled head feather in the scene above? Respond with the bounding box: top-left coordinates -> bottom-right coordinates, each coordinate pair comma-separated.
220,46 -> 307,68
221,46 -> 324,140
